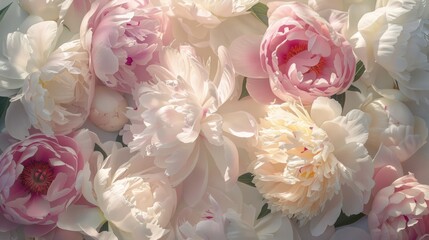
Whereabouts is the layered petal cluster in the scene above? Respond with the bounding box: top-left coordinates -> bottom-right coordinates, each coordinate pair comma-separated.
124,45 -> 257,205
81,0 -> 171,93
92,145 -> 177,240
1,20 -> 94,139
230,2 -> 355,105
161,0 -> 264,50
251,97 -> 374,236
0,130 -> 94,237
369,173 -> 429,240
350,0 -> 429,103
175,183 -> 297,240
361,97 -> 428,161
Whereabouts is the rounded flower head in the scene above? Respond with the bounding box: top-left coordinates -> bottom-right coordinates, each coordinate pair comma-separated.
81,0 -> 171,93
124,45 -> 257,205
93,144 -> 177,240
369,173 -> 429,240
350,0 -> 429,103
251,97 -> 374,236
230,2 -> 355,105
0,130 -> 95,237
361,97 -> 428,161
2,20 -> 94,140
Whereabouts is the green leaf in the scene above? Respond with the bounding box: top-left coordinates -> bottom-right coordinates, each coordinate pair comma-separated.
353,61 -> 365,82
0,3 -> 12,23
239,77 -> 249,100
98,221 -> 109,232
115,134 -> 126,147
347,85 -> 361,93
94,143 -> 108,159
334,212 -> 365,228
250,3 -> 268,26
0,97 -> 10,120
332,92 -> 346,109
238,172 -> 255,187
257,203 -> 271,219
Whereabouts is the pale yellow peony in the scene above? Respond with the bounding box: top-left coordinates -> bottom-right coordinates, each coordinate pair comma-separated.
251,97 -> 374,236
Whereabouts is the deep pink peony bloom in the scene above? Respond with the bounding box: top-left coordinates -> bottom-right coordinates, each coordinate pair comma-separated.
0,130 -> 95,237
81,0 -> 171,93
230,2 -> 355,105
368,173 -> 429,240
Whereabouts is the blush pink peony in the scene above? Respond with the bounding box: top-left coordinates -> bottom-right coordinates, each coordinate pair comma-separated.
368,173 -> 429,240
0,130 -> 95,237
230,2 -> 355,105
81,0 -> 171,93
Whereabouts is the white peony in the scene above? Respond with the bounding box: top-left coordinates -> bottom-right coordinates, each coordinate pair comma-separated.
361,96 -> 428,161
161,0 -> 265,50
174,183 -> 298,240
123,45 -> 257,206
350,0 -> 429,103
251,97 -> 374,236
0,20 -> 94,139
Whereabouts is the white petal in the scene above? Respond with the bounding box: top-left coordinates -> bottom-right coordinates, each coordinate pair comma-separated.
181,153 -> 209,206
214,46 -> 235,106
222,111 -> 257,138
329,227 -> 370,240
310,97 -> 343,127
5,100 -> 30,140
57,204 -> 105,232
310,194 -> 342,236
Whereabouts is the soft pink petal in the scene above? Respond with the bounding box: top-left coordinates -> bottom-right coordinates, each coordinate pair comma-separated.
229,35 -> 267,78
246,77 -> 279,105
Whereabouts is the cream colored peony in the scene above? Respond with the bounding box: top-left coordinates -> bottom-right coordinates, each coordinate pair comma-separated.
123,45 -> 257,206
0,20 -> 94,139
161,0 -> 265,50
251,97 -> 374,236
350,0 -> 429,103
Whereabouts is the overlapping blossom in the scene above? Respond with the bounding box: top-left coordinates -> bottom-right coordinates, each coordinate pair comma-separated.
251,97 -> 374,236
81,0 -> 171,93
230,2 -> 356,105
0,20 -> 94,139
124,45 -> 257,205
0,130 -> 95,237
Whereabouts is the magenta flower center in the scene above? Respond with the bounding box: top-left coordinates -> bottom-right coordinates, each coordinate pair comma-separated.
19,161 -> 55,195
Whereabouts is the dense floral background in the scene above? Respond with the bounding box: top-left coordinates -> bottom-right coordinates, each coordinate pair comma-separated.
0,0 -> 428,239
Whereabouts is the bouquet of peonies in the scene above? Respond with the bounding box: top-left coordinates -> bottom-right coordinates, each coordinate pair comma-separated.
0,0 -> 429,239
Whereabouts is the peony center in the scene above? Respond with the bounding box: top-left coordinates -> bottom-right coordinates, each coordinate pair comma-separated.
19,161 -> 55,195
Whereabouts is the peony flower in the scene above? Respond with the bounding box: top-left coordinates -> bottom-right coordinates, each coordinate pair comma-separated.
123,45 -> 257,206
91,143 -> 176,240
18,0 -> 73,21
368,173 -> 429,240
175,183 -> 298,240
58,141 -> 176,240
161,0 -> 262,49
350,0 -> 429,103
0,20 -> 94,140
361,96 -> 428,161
230,2 -> 356,105
251,97 -> 374,236
81,0 -> 171,93
0,130 -> 95,237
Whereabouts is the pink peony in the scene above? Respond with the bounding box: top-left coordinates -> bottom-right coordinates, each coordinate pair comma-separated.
0,130 -> 95,237
230,2 -> 355,105
368,173 -> 429,240
81,0 -> 171,93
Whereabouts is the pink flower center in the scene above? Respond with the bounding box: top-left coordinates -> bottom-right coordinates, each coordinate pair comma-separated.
126,56 -> 133,66
283,42 -> 326,77
19,161 -> 55,195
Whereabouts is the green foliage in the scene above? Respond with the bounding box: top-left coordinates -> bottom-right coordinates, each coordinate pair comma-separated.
354,61 -> 366,82
238,172 -> 256,187
257,203 -> 271,219
0,97 -> 10,120
250,3 -> 268,26
334,212 -> 365,228
239,77 -> 250,100
94,143 -> 108,159
0,3 -> 12,23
